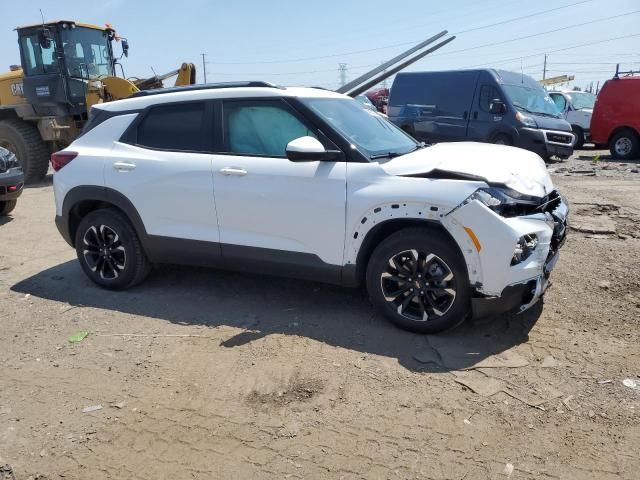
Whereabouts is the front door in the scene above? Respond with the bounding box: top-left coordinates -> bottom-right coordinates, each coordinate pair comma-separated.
467,83 -> 507,142
210,99 -> 347,279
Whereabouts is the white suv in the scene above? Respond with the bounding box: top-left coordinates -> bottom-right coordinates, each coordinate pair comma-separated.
52,82 -> 568,333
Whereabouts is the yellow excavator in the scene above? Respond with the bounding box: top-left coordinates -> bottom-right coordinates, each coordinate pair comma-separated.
0,20 -> 196,182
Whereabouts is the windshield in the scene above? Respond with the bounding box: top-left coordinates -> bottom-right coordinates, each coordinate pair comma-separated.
502,84 -> 561,117
301,98 -> 417,158
355,94 -> 377,112
61,27 -> 113,79
567,92 -> 596,110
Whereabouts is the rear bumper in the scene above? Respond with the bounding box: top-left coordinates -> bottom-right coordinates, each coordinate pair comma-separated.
0,168 -> 24,201
55,214 -> 73,247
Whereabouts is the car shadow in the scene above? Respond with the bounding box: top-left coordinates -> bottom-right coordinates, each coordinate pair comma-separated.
11,261 -> 542,372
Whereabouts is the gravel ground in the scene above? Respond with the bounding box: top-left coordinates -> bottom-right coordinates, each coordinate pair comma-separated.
0,149 -> 639,480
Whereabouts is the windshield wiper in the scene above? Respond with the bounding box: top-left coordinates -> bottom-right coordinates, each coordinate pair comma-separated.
513,103 -> 534,114
370,152 -> 402,160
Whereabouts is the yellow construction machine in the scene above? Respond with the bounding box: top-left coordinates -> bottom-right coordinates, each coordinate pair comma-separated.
0,20 -> 196,181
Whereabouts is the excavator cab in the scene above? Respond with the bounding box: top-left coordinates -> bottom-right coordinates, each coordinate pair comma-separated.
16,21 -> 121,118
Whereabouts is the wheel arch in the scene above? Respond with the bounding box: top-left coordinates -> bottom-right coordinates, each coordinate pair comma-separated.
346,217 -> 469,287
608,125 -> 639,144
61,186 -> 148,248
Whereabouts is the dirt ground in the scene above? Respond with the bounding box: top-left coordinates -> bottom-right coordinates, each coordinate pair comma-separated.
1,148 -> 639,480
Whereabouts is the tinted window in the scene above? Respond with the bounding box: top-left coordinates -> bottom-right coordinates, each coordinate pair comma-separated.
137,103 -> 206,151
550,93 -> 567,111
479,85 -> 503,112
389,71 -> 478,116
20,33 -> 59,75
224,101 -> 316,157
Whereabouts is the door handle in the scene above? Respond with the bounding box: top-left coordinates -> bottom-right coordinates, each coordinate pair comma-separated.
473,111 -> 478,120
220,167 -> 247,176
113,161 -> 136,171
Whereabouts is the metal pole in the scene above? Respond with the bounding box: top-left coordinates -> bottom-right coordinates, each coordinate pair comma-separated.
543,54 -> 547,80
336,30 -> 449,95
201,53 -> 207,84
342,35 -> 456,97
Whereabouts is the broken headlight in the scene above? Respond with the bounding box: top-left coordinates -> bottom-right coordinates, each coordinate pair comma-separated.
463,187 -> 540,217
511,234 -> 538,265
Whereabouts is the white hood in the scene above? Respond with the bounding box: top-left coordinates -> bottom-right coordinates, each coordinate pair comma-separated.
379,142 -> 554,198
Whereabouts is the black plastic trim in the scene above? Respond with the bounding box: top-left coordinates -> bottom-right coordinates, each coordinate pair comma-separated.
471,281 -> 535,319
79,107 -> 141,138
401,169 -> 488,182
130,81 -> 284,98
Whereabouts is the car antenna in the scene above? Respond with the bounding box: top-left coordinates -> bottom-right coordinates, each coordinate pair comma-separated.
39,8 -> 45,25
520,59 -> 524,84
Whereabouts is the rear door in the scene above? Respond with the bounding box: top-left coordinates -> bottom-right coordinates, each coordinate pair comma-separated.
467,74 -> 507,142
410,72 -> 479,143
105,101 -> 220,246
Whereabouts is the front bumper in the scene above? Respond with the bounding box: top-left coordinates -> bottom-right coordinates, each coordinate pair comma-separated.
447,191 -> 569,319
517,128 -> 574,159
0,168 -> 24,201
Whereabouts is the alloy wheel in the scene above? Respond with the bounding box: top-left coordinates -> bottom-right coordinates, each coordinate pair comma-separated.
82,225 -> 126,280
380,249 -> 456,322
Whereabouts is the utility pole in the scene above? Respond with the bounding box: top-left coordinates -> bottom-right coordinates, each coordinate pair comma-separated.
338,63 -> 347,87
543,54 -> 547,80
201,53 -> 208,84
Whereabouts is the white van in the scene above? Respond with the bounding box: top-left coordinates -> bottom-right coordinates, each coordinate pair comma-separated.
548,90 -> 596,148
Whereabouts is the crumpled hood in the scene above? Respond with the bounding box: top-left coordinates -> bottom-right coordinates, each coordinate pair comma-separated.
379,142 -> 554,198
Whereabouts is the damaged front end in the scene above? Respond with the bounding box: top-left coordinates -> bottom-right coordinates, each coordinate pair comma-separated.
444,185 -> 569,319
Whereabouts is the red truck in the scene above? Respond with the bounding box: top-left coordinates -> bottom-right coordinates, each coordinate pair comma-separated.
591,74 -> 640,160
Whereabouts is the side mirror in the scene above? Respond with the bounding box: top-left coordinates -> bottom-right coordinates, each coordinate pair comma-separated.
285,136 -> 341,162
489,99 -> 506,114
38,28 -> 52,49
121,39 -> 129,58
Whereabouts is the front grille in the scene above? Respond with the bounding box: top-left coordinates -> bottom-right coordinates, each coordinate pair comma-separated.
546,132 -> 573,144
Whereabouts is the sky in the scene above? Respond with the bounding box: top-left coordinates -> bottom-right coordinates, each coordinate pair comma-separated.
1,0 -> 639,92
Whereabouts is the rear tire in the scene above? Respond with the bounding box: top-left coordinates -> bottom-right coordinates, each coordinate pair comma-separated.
0,119 -> 49,183
75,208 -> 151,289
0,200 -> 17,216
572,125 -> 584,149
609,129 -> 639,160
366,227 -> 471,333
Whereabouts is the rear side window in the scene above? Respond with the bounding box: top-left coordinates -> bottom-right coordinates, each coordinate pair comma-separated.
479,85 -> 503,112
137,103 -> 206,151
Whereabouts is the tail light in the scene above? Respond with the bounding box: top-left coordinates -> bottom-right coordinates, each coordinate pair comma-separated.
51,151 -> 78,171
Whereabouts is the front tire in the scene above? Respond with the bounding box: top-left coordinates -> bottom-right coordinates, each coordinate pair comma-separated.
572,125 -> 584,149
492,134 -> 513,146
609,129 -> 639,160
366,228 -> 471,333
75,208 -> 151,289
0,200 -> 17,216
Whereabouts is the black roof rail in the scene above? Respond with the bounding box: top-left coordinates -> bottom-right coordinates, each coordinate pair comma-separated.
130,81 -> 285,98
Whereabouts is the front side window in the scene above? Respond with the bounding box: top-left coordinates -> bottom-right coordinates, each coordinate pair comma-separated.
301,97 -> 417,158
479,85 -> 502,112
137,103 -> 206,151
224,101 -> 316,157
550,93 -> 567,111
20,33 -> 59,75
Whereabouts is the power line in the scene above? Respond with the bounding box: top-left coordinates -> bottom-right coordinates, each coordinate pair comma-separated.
206,1 -> 599,65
